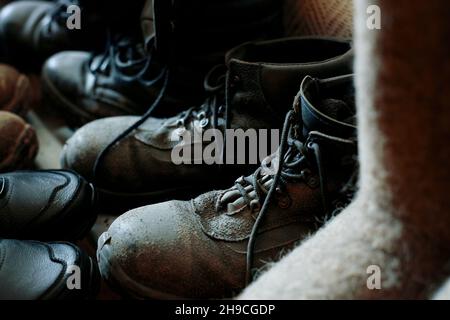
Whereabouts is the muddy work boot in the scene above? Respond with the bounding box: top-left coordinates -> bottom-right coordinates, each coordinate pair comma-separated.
0,111 -> 38,172
0,170 -> 97,241
96,74 -> 358,299
61,37 -> 354,212
0,0 -> 145,70
0,239 -> 100,300
0,64 -> 33,117
42,0 -> 283,126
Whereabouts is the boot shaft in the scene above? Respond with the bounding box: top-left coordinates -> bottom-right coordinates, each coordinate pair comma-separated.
224,37 -> 354,130
146,0 -> 283,65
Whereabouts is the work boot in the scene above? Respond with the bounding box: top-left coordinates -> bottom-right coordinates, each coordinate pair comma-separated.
42,0 -> 283,127
0,0 -> 145,71
0,239 -> 100,299
62,37 -> 354,212
0,170 -> 97,241
0,111 -> 38,172
96,74 -> 358,299
0,64 -> 33,117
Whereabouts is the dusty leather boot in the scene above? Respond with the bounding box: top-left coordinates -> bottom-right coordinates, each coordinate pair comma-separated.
62,37 -> 354,212
96,74 -> 358,299
42,0 -> 283,127
0,64 -> 32,117
0,111 -> 38,172
0,0 -> 145,71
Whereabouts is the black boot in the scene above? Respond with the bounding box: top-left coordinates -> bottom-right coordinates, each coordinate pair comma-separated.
0,0 -> 145,71
41,0 -> 284,127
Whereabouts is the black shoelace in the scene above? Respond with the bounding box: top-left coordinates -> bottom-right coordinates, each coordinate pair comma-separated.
244,109 -> 331,284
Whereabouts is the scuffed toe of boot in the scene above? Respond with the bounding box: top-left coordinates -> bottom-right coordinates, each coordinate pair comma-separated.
97,201 -> 196,299
96,200 -> 240,299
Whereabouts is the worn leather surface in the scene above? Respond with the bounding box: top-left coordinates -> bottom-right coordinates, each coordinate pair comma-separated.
0,170 -> 96,241
0,111 -> 38,172
0,239 -> 98,300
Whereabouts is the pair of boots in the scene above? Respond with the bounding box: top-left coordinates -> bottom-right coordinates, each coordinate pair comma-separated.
0,63 -> 100,300
48,17 -> 356,296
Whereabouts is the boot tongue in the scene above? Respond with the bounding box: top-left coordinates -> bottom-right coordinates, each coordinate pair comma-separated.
300,74 -> 357,139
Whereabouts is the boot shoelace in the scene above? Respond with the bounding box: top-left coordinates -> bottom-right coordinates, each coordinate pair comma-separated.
92,64 -> 227,181
243,109 -> 331,284
89,33 -> 165,86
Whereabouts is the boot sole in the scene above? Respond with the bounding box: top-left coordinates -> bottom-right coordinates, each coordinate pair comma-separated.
97,232 -> 184,300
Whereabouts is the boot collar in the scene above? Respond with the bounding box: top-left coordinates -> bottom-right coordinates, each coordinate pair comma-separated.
300,74 -> 357,139
224,37 -> 354,126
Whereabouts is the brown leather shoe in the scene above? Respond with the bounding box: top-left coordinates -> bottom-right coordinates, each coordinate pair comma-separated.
62,37 -> 354,212
0,111 -> 38,172
0,64 -> 32,117
97,75 -> 358,299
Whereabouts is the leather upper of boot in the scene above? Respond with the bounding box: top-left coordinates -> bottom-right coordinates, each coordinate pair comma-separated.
96,74 -> 359,299
0,239 -> 99,300
0,170 -> 97,241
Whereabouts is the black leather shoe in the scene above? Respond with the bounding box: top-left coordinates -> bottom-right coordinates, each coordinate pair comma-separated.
0,170 -> 97,241
0,239 -> 100,300
0,0 -> 145,71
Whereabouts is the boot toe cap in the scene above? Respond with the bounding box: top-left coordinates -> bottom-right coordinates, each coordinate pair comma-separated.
97,201 -> 203,299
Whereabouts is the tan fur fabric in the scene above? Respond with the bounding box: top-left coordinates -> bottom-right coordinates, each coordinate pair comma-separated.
284,0 -> 353,39
240,0 -> 450,299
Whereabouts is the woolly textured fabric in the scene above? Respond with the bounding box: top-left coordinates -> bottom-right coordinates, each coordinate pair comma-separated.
284,0 -> 353,39
239,0 -> 450,300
